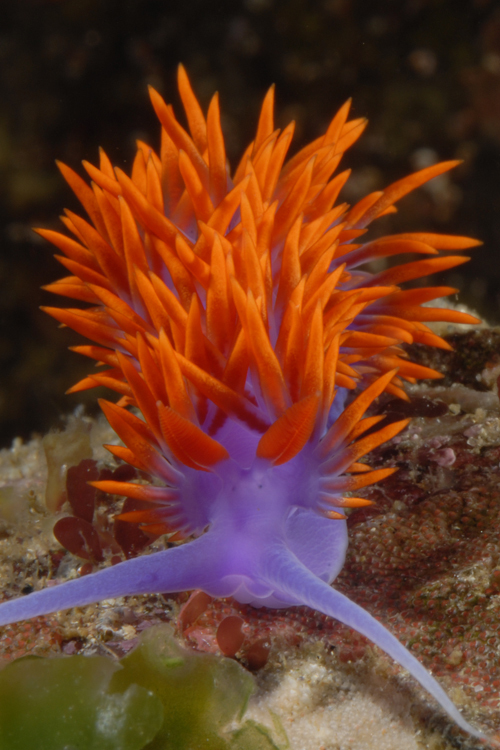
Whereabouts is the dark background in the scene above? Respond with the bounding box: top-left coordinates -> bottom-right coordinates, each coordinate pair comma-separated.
1,0 -> 500,448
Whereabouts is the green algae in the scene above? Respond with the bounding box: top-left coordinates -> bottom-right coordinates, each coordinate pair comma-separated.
109,624 -> 281,750
0,624 -> 282,750
0,651 -> 162,750
231,719 -> 289,750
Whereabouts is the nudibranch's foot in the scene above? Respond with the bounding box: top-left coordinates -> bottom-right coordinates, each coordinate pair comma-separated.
260,542 -> 489,744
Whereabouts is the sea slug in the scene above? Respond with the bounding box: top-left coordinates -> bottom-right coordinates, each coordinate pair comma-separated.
0,66 -> 493,744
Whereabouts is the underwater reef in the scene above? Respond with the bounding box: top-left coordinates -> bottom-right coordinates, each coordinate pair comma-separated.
1,324 -> 500,749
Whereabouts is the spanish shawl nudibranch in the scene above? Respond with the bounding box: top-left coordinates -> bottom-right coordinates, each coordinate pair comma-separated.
0,66 -> 494,742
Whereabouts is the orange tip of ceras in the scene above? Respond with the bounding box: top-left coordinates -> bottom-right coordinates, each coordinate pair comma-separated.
337,497 -> 376,508
157,403 -> 230,470
257,394 -> 320,466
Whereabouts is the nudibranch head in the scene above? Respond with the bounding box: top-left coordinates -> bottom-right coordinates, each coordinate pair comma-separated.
0,66 -> 492,742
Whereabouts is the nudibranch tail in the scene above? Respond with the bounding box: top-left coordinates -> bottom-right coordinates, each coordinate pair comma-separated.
0,65 -> 490,742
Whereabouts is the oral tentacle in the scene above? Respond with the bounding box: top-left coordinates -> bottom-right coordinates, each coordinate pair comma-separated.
0,532 -> 223,628
261,542 -> 487,742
